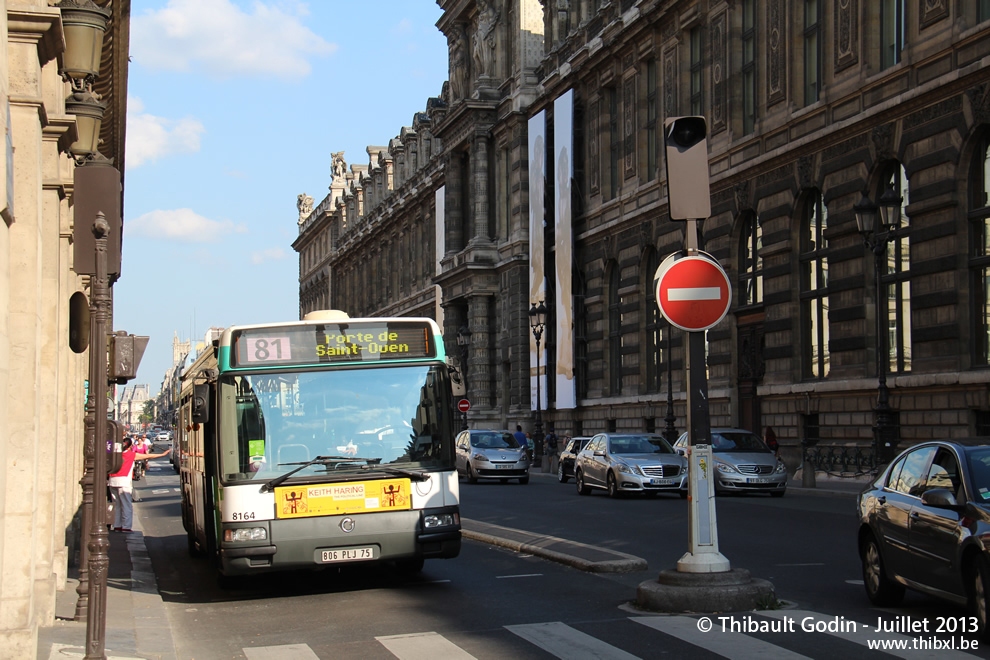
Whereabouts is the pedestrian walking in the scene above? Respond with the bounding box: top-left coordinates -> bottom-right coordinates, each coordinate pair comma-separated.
108,437 -> 168,532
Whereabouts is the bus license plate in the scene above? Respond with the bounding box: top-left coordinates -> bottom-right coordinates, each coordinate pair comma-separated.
319,547 -> 374,563
650,478 -> 674,486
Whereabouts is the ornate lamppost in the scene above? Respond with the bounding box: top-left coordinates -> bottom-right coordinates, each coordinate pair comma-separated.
457,325 -> 471,430
854,185 -> 903,467
529,301 -> 547,453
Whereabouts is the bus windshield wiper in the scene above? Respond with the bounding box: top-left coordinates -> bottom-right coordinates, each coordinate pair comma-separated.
260,455 -> 375,492
358,464 -> 430,482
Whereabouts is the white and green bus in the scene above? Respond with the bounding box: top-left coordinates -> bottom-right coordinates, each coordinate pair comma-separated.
177,311 -> 461,577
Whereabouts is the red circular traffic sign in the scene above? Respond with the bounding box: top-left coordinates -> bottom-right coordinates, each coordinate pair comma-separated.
655,253 -> 732,332
457,399 -> 471,413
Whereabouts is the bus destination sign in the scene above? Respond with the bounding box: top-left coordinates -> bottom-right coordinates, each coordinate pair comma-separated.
230,321 -> 435,368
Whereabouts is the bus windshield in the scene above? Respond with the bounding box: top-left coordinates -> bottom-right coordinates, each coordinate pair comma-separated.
218,364 -> 454,484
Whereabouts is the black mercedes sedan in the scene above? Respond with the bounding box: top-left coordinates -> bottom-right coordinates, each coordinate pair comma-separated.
857,438 -> 990,635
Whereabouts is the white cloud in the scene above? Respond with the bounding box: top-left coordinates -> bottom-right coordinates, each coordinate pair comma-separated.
131,0 -> 337,79
251,247 -> 288,265
126,208 -> 247,243
126,99 -> 205,168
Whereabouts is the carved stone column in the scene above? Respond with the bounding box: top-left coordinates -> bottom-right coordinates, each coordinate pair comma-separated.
444,151 -> 465,254
471,134 -> 490,244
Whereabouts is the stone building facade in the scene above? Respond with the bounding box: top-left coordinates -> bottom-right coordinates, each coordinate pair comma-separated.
0,0 -> 130,652
295,0 -> 990,473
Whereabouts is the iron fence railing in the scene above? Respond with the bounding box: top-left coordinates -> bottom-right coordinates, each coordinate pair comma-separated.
802,442 -> 877,475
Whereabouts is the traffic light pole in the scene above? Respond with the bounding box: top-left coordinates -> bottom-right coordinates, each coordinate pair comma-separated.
677,220 -> 729,573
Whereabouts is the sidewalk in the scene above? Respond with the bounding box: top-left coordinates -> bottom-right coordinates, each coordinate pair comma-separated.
37,519 -> 176,660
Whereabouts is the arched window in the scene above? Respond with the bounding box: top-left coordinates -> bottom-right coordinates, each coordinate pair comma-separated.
970,131 -> 990,365
879,163 -> 912,373
739,212 -> 763,307
801,190 -> 829,378
607,261 -> 623,395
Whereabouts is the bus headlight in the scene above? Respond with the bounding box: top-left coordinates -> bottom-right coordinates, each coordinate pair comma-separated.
424,512 -> 459,529
224,527 -> 268,542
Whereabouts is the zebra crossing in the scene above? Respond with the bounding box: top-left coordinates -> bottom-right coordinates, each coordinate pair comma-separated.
237,610 -> 986,659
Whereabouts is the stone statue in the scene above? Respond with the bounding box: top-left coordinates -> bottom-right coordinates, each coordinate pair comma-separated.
449,26 -> 468,101
331,152 -> 346,181
474,0 -> 498,80
297,193 -> 314,224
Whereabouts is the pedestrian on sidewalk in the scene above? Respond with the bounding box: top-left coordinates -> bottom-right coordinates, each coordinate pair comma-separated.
764,426 -> 779,458
109,437 -> 169,532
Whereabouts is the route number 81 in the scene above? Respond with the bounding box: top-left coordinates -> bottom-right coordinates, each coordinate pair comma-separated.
244,336 -> 291,363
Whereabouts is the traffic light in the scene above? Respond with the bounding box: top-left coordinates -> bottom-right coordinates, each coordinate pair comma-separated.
109,331 -> 149,384
664,116 -> 711,220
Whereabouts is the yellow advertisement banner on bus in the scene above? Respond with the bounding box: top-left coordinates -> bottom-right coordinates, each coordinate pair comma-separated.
275,479 -> 412,518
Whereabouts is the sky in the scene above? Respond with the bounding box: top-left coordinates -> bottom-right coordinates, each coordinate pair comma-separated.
113,0 -> 450,393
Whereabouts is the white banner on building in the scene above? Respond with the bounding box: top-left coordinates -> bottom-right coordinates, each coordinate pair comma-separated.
435,185 -> 445,326
554,90 -> 576,409
528,111 -> 547,412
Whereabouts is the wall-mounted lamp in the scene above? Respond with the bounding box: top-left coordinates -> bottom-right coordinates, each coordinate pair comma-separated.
58,0 -> 111,91
64,89 -> 105,160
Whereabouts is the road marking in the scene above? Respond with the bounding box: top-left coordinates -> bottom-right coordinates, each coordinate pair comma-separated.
633,616 -> 812,660
667,286 -> 721,301
376,632 -> 476,659
496,573 -> 542,579
761,610 -> 979,660
506,622 -> 640,660
152,489 -> 170,494
243,643 -> 319,659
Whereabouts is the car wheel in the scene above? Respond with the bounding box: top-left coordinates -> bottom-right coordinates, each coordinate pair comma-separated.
607,472 -> 621,498
557,462 -> 568,483
969,555 -> 990,636
770,489 -> 785,498
466,464 -> 478,484
576,470 -> 591,495
861,534 -> 905,606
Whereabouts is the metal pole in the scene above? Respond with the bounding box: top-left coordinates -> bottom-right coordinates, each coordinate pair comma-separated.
663,322 -> 677,444
873,242 -> 892,464
84,212 -> 111,659
534,332 -> 543,446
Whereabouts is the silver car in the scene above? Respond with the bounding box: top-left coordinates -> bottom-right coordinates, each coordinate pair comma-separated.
574,433 -> 687,498
455,429 -> 530,484
674,428 -> 787,496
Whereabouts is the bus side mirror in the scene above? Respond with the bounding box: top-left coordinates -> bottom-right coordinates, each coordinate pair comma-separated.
192,384 -> 210,424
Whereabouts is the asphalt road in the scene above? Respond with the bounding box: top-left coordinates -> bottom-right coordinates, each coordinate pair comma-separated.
133,461 -> 990,659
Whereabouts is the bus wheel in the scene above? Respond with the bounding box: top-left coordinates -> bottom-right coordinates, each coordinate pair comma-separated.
396,558 -> 424,574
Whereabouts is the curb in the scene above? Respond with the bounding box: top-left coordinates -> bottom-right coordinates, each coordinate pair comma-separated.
462,518 -> 648,573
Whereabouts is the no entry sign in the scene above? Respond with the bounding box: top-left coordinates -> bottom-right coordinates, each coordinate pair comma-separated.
457,399 -> 471,413
655,253 -> 732,332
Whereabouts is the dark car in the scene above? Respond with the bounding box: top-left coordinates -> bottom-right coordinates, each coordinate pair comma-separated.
557,436 -> 590,483
857,438 -> 990,634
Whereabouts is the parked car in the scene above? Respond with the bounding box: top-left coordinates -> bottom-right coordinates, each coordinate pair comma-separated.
557,436 -> 591,483
455,429 -> 530,484
674,428 -> 787,497
574,433 -> 687,498
857,438 -> 990,634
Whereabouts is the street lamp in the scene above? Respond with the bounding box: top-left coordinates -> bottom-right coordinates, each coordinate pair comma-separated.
529,301 -> 547,454
457,324 -> 471,430
854,185 -> 902,466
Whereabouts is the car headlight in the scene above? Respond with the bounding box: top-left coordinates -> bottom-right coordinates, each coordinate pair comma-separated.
775,460 -> 786,474
715,461 -> 738,474
224,527 -> 267,542
472,453 -> 487,461
615,462 -> 636,474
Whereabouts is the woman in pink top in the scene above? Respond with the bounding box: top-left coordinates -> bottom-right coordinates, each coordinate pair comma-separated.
108,437 -> 168,532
